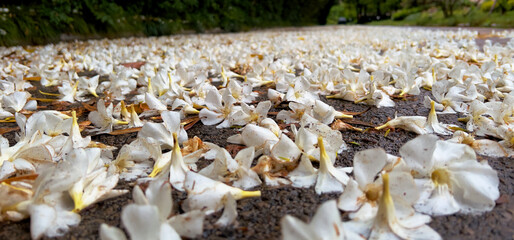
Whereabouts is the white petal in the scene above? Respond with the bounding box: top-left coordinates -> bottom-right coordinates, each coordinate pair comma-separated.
309,200 -> 344,239
159,223 -> 181,240
448,160 -> 499,213
353,148 -> 387,187
29,204 -> 81,239
271,134 -> 302,162
122,204 -> 160,240
414,184 -> 459,216
199,108 -> 224,126
315,169 -> 344,194
168,210 -> 205,238
400,134 -> 438,176
99,224 -> 127,240
337,179 -> 364,212
388,171 -> 419,205
145,93 -> 167,111
146,179 -> 173,221
281,215 -> 315,240
215,193 -> 237,227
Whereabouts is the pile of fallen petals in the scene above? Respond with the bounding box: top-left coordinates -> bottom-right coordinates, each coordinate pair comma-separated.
0,26 -> 512,239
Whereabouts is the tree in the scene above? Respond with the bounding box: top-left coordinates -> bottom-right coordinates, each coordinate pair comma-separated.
435,0 -> 461,17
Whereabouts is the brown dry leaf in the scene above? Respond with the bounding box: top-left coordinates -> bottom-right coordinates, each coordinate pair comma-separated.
121,61 -> 146,70
225,144 -> 246,158
23,76 -> 41,81
0,127 -> 20,135
230,63 -> 252,75
134,103 -> 150,113
81,102 -> 97,112
29,97 -> 59,103
0,174 -> 38,185
331,119 -> 363,132
78,121 -> 91,131
250,53 -> 264,60
50,101 -> 73,111
476,33 -> 501,39
183,117 -> 200,131
25,86 -> 38,91
181,136 -> 209,155
341,107 -> 371,116
495,194 -> 509,204
109,127 -> 142,135
88,141 -> 115,150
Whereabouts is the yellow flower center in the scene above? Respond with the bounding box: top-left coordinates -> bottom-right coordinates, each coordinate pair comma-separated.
364,183 -> 382,202
431,168 -> 451,187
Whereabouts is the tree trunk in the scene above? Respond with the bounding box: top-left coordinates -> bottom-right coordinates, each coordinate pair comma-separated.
317,0 -> 336,25
488,0 -> 497,15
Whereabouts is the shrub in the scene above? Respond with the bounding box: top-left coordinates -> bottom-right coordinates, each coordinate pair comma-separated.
392,7 -> 422,20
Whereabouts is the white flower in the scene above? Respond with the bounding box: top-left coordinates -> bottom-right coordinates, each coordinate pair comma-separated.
149,132 -> 200,191
222,79 -> 257,103
100,178 -> 205,240
425,100 -> 453,135
376,115 -> 427,135
400,134 -> 500,215
271,134 -> 302,163
449,131 -> 508,157
466,100 -> 500,137
338,148 -> 418,221
76,75 -> 99,99
138,110 -> 187,150
68,148 -> 127,212
251,155 -> 291,186
88,99 -> 128,133
288,136 -> 351,194
281,200 -> 359,240
29,203 -> 81,239
182,171 -> 261,214
277,101 -> 310,124
199,89 -> 240,128
345,172 -> 441,240
145,92 -> 168,112
230,101 -> 271,126
200,144 -> 261,190
2,91 -> 36,112
58,78 -> 79,103
294,116 -> 346,162
267,88 -> 285,105
284,78 -> 319,104
227,124 -> 279,152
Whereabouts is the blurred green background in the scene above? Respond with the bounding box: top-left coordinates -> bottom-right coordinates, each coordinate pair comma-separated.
1,0 -> 513,46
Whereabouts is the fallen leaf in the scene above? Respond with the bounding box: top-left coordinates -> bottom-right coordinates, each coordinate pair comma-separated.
184,118 -> 200,130
81,102 -> 97,112
121,61 -> 146,69
340,107 -> 371,116
495,194 -> 509,204
0,127 -> 20,134
226,144 -> 246,158
331,119 -> 363,132
181,136 -> 208,155
0,174 -> 39,184
109,127 -> 142,135
23,76 -> 41,81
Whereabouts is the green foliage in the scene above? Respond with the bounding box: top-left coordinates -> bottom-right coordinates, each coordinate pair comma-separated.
0,0 -> 336,46
326,3 -> 356,24
392,7 -> 423,20
370,6 -> 514,28
481,0 -> 495,12
481,0 -> 514,12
